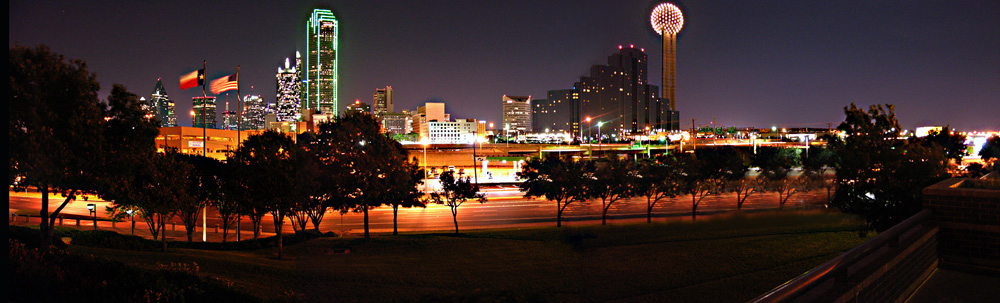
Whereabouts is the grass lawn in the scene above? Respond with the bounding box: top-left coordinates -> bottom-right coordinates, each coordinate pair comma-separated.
69,210 -> 871,302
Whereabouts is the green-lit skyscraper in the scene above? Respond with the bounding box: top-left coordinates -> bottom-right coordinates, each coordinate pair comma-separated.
305,9 -> 338,117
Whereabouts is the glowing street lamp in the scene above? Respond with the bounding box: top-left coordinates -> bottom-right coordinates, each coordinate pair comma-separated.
87,203 -> 97,230
421,138 -> 429,194
586,116 -> 592,142
598,121 -> 604,154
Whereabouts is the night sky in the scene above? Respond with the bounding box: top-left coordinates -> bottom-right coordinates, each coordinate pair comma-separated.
10,0 -> 999,131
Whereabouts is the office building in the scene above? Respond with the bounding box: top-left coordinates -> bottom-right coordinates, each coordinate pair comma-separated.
345,100 -> 371,115
192,96 -> 217,129
242,94 -> 268,130
305,9 -> 339,117
532,89 -> 580,133
428,119 -> 480,144
373,86 -> 393,116
151,78 -> 176,127
276,53 -> 302,123
222,100 -> 238,130
413,102 -> 450,140
502,95 -> 532,135
380,112 -> 411,135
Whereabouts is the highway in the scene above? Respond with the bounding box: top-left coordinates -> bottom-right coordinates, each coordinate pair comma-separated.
9,186 -> 831,240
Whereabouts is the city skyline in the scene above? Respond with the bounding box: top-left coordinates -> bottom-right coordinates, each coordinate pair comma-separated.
9,0 -> 999,130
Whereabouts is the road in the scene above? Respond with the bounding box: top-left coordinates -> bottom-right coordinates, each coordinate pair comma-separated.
9,187 -> 832,241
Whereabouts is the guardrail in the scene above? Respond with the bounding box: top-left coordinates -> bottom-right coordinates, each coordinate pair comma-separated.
751,209 -> 937,303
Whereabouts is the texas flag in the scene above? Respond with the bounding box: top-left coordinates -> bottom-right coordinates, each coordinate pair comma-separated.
179,69 -> 204,90
210,73 -> 239,95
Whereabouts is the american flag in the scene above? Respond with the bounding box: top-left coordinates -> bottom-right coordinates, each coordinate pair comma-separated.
210,73 -> 239,94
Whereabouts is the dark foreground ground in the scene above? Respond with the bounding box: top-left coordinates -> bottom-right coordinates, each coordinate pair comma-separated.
12,210 -> 871,303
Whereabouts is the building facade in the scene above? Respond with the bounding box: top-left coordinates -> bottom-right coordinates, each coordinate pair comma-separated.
373,86 -> 393,116
192,96 -> 217,129
275,53 -> 301,123
305,9 -> 339,117
151,78 -> 176,127
242,94 -> 268,130
345,101 -> 371,115
531,89 -> 580,134
413,102 -> 450,140
502,95 -> 532,135
380,112 -> 411,135
428,119 -> 479,144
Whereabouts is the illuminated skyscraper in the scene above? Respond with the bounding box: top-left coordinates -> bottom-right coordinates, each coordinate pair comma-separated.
276,53 -> 301,122
192,96 -> 217,129
151,78 -> 176,127
305,9 -> 339,117
241,94 -> 268,130
502,95 -> 532,135
651,3 -> 684,113
373,86 -> 393,116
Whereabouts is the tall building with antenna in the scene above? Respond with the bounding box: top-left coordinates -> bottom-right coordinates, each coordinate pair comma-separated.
150,78 -> 176,127
305,9 -> 339,117
276,52 -> 302,122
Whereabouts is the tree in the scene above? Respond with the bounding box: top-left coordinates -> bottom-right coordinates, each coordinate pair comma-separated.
518,156 -> 590,227
755,147 -> 803,209
919,126 -> 967,165
635,157 -> 682,222
587,159 -> 636,225
677,153 -> 720,220
978,135 -> 1000,169
105,151 -> 191,252
10,45 -> 105,248
174,154 -> 223,242
730,177 -> 765,210
382,160 -> 426,235
828,104 -> 949,231
431,171 -> 486,234
230,130 -> 297,259
802,145 -> 837,203
314,111 -> 413,239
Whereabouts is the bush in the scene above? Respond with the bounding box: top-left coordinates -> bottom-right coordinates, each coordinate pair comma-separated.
70,230 -> 159,250
9,239 -> 262,303
9,225 -> 68,249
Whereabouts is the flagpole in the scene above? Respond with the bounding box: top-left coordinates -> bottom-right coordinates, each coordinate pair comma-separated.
201,60 -> 209,242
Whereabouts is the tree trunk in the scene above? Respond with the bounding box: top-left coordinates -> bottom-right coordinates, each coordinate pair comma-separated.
557,201 -> 563,227
363,205 -> 370,240
452,207 -> 460,234
277,210 -> 284,260
691,193 -> 698,220
601,199 -> 608,225
647,196 -> 653,223
236,215 -> 241,242
39,185 -> 51,248
160,214 -> 167,252
393,205 -> 399,235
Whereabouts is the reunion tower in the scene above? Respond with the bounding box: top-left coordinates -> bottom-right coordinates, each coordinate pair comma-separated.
651,3 -> 684,112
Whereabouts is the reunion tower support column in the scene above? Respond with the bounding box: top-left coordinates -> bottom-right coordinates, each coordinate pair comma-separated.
663,32 -> 676,111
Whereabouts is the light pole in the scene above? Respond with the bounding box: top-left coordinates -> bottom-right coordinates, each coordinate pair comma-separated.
598,121 -> 604,156
87,203 -> 97,230
422,139 -> 429,194
586,116 -> 592,143
127,209 -> 135,235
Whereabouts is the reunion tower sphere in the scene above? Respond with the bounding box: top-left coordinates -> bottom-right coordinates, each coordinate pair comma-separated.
651,3 -> 684,35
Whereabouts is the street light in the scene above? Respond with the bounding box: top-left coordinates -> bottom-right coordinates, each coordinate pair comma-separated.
87,203 -> 97,230
586,116 -> 592,143
598,121 -> 604,155
126,209 -> 135,235
422,138 -> 429,194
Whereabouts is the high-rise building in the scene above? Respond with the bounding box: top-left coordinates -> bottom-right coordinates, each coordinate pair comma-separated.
413,102 -> 450,140
222,100 -> 238,130
305,9 -> 339,117
276,53 -> 301,122
380,113 -> 411,135
192,96 -> 217,129
502,95 -> 532,135
151,78 -> 176,127
345,100 -> 371,115
428,119 -> 480,144
242,94 -> 268,130
532,89 -> 580,133
373,86 -> 393,116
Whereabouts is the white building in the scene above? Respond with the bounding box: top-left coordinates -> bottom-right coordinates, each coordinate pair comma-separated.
428,119 -> 480,144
